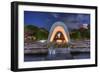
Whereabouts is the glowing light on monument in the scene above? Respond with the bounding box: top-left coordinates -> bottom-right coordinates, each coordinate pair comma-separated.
48,22 -> 70,45
50,26 -> 68,43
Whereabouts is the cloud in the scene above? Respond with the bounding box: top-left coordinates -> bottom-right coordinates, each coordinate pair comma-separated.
52,13 -> 59,18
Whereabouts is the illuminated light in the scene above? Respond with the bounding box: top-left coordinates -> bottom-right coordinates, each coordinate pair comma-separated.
56,40 -> 62,43
48,22 -> 70,44
38,40 -> 46,43
82,24 -> 88,29
50,26 -> 68,43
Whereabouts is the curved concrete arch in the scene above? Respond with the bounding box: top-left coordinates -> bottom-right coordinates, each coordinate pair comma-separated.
47,21 -> 70,44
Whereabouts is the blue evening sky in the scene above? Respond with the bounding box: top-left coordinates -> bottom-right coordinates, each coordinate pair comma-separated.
24,11 -> 90,31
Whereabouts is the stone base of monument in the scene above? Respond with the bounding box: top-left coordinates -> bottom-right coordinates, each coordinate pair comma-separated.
46,48 -> 73,60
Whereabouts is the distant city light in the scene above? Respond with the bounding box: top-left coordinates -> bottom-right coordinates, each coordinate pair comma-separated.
38,40 -> 46,43
82,24 -> 88,29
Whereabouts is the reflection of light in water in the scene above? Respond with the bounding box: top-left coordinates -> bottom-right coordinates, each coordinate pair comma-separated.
48,49 -> 56,55
48,47 -> 56,55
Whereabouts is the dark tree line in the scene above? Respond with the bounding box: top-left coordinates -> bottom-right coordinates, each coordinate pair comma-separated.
70,25 -> 90,40
24,25 -> 49,42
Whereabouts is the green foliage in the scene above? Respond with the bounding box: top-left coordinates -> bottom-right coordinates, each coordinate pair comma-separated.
36,29 -> 48,40
24,25 -> 49,41
70,27 -> 90,40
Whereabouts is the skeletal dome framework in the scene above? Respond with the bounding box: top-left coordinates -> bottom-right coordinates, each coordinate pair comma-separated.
48,22 -> 70,44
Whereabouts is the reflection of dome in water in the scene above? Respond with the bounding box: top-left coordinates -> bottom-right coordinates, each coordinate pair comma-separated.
48,21 -> 70,44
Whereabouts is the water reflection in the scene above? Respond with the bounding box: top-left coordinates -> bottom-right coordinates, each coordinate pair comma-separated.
24,47 -> 90,62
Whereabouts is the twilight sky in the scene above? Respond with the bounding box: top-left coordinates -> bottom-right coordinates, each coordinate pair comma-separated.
24,11 -> 90,31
